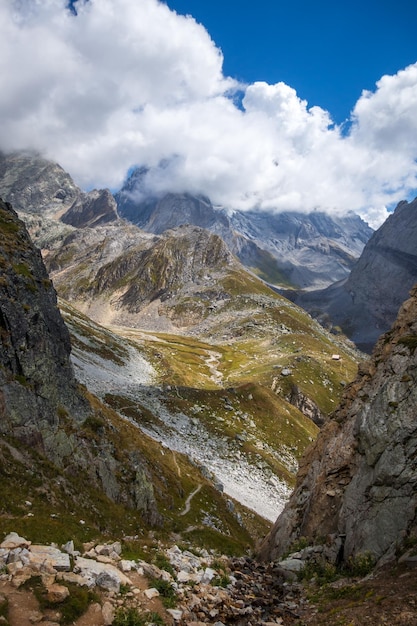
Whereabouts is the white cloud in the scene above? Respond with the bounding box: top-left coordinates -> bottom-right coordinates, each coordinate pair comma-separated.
0,0 -> 416,228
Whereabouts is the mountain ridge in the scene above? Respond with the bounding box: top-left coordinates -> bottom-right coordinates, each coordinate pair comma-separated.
291,196 -> 417,352
116,170 -> 373,291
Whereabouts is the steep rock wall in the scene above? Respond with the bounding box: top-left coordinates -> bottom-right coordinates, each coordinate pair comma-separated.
0,198 -> 160,524
260,284 -> 417,565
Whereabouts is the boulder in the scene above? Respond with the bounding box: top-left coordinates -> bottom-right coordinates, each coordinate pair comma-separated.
1,532 -> 31,550
73,556 -> 132,591
29,545 -> 71,571
45,583 -> 70,603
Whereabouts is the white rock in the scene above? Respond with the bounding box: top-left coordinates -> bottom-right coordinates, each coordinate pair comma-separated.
201,567 -> 216,584
96,570 -> 121,593
1,532 -> 31,550
57,572 -> 90,587
119,559 -> 135,572
61,541 -> 75,555
278,557 -> 305,572
144,587 -> 160,599
177,570 -> 191,583
74,556 -> 132,589
167,608 -> 183,621
29,545 -> 71,572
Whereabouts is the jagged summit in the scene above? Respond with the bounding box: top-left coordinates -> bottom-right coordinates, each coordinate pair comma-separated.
115,167 -> 373,290
0,151 -> 79,215
0,151 -> 118,228
259,282 -> 417,566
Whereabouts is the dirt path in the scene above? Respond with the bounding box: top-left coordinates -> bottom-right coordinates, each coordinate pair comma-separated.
0,571 -> 173,626
180,484 -> 202,516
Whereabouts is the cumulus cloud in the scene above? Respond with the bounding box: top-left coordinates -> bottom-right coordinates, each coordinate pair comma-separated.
1,0 -> 416,227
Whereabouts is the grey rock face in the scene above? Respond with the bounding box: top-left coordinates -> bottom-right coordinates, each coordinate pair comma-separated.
259,284 -> 417,566
0,198 -> 161,524
0,151 -> 79,215
0,198 -> 88,448
294,197 -> 417,352
61,188 -> 118,227
116,173 -> 373,290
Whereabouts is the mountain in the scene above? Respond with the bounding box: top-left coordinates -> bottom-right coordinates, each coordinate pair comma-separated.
259,282 -> 417,567
291,197 -> 417,352
0,152 -> 364,529
115,169 -> 373,290
0,197 -> 270,553
0,151 -> 373,292
43,218 -> 362,519
0,150 -> 118,232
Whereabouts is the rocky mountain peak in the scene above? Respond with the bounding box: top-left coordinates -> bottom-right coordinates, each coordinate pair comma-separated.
259,282 -> 417,566
0,151 -> 79,216
61,188 -> 118,228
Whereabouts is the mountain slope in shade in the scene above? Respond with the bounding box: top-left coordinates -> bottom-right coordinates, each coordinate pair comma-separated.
292,197 -> 417,352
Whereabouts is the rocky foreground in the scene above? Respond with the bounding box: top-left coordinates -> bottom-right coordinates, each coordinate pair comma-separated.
0,531 -> 308,626
2,531 -> 417,626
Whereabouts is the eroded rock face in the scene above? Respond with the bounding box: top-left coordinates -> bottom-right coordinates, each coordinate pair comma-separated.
295,197 -> 417,352
61,189 -> 118,228
0,198 -> 161,525
259,284 -> 417,566
0,151 -> 79,215
0,198 -> 88,448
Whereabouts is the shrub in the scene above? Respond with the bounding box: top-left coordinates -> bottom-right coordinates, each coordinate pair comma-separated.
113,607 -> 165,625
148,578 -> 177,608
153,552 -> 175,577
212,573 -> 231,587
298,559 -> 338,584
346,551 -> 375,577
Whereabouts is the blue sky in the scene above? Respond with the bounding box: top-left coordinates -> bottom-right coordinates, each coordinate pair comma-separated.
165,0 -> 417,125
1,0 -> 417,227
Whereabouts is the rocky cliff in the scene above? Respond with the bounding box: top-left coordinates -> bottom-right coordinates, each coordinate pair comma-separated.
294,197 -> 417,352
0,151 -> 79,216
0,197 -> 160,524
259,283 -> 417,566
0,198 -> 88,444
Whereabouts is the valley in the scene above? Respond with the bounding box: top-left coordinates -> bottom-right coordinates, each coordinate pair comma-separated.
59,297 -> 348,523
1,153 -> 417,625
